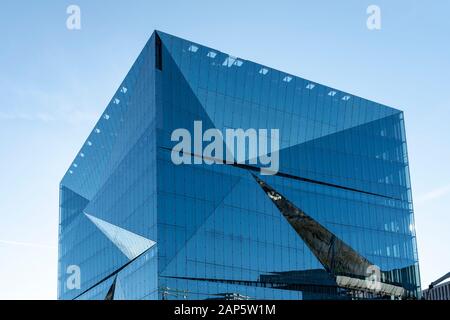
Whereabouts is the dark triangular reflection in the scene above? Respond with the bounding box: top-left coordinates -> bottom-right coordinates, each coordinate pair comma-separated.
252,174 -> 420,298
105,276 -> 117,300
252,174 -> 373,278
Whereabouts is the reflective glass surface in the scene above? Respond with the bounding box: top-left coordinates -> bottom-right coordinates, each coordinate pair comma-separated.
58,31 -> 420,300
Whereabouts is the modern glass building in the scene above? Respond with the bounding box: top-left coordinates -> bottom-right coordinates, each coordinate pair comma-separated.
58,30 -> 420,300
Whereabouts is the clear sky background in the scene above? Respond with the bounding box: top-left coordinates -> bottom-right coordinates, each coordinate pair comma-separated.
0,0 -> 449,299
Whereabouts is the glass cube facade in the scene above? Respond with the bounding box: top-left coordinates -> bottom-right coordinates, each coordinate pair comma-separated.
58,31 -> 420,300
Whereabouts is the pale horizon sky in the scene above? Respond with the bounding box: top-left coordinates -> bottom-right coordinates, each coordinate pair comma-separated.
0,0 -> 449,299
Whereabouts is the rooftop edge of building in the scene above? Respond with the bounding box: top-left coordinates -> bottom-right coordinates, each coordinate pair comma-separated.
60,29 -> 404,187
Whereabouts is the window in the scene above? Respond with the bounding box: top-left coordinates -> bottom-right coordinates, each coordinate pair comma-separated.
233,59 -> 243,67
259,68 -> 269,75
223,56 -> 241,67
188,45 -> 198,53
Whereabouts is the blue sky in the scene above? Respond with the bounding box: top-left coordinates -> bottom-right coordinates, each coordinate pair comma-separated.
0,0 -> 449,299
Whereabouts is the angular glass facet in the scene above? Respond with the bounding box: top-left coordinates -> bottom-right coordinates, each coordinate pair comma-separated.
84,213 -> 156,260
